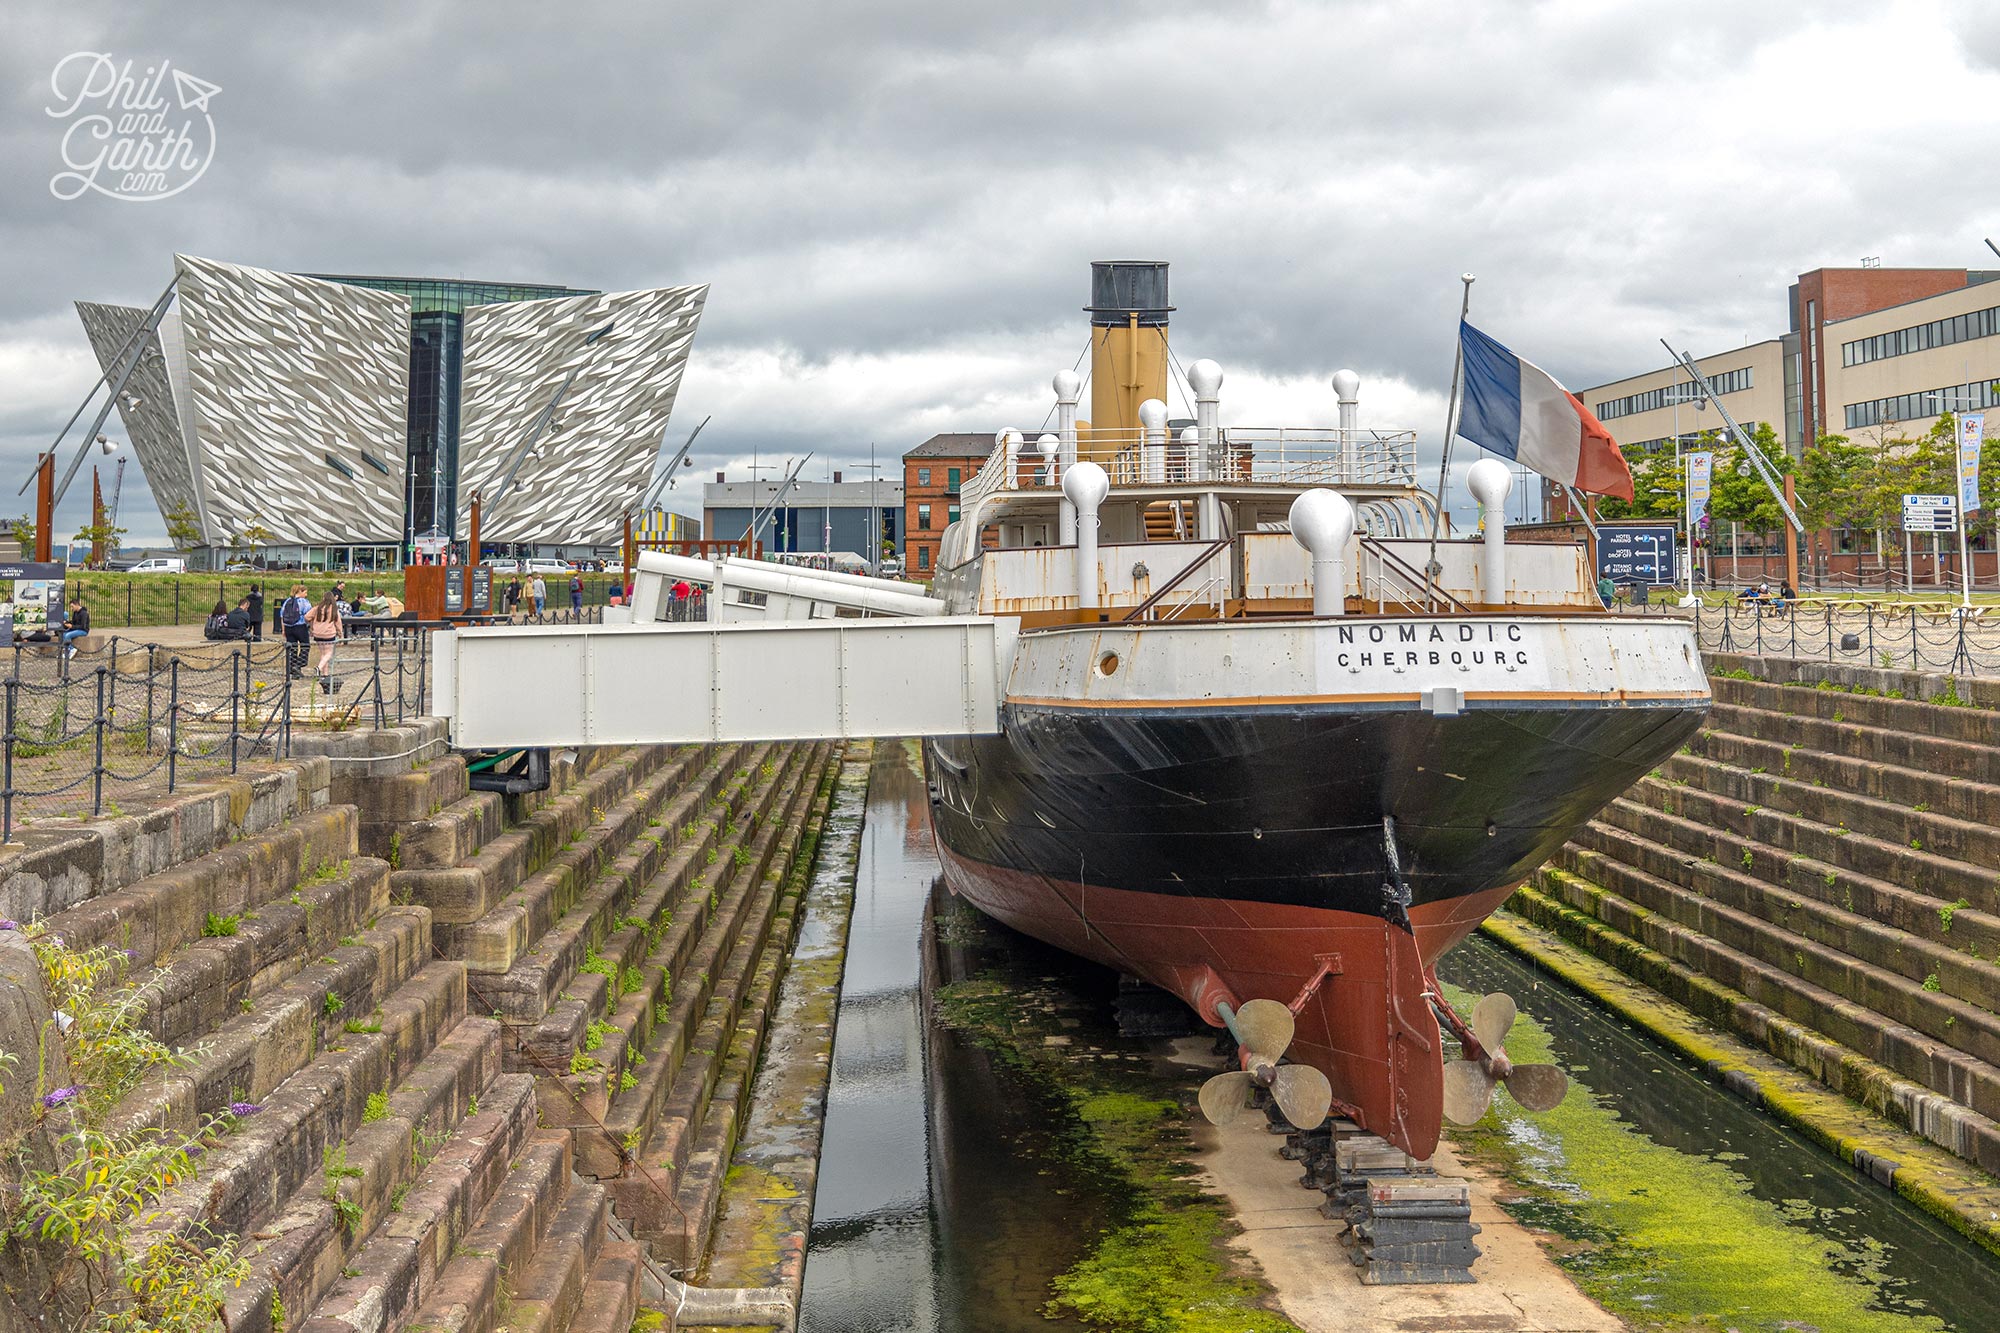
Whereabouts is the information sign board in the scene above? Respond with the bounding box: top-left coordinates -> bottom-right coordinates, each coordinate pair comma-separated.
1902,494 -> 1958,533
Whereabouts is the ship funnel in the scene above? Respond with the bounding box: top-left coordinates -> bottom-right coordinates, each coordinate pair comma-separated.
1289,488 -> 1355,617
1466,458 -> 1512,607
1085,261 -> 1171,459
1064,461 -> 1110,610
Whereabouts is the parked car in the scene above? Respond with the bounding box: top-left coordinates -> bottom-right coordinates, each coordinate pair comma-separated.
128,557 -> 188,574
517,558 -> 572,576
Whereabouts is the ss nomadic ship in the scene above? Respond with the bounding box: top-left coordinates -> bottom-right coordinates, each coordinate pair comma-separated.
917,262 -> 1709,1157
443,259 -> 1712,1161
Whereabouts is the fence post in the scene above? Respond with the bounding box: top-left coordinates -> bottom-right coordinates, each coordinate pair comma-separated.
174,583 -> 180,625
1788,607 -> 1798,658
1910,613 -> 1918,670
126,582 -> 132,627
281,657 -> 292,758
3,679 -> 15,845
167,659 -> 179,793
1824,605 -> 1833,661
91,667 -> 106,817
1866,604 -> 1875,661
229,647 -> 241,774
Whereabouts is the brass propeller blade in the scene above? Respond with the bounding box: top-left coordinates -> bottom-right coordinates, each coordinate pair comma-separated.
1503,1063 -> 1569,1113
1233,998 -> 1295,1061
1270,1063 -> 1333,1130
1441,1058 -> 1495,1125
1198,1070 -> 1256,1125
1470,992 -> 1517,1056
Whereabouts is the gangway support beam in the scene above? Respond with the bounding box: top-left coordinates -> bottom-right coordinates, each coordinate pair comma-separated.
436,618 -> 1005,749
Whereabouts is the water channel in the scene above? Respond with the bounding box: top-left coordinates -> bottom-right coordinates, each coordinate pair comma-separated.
800,739 -> 2000,1331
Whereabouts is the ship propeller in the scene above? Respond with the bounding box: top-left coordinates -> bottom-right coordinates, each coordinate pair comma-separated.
1440,992 -> 1570,1124
1197,998 -> 1335,1131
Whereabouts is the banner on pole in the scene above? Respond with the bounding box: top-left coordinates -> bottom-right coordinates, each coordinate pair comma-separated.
1960,413 -> 1984,514
1687,451 -> 1714,528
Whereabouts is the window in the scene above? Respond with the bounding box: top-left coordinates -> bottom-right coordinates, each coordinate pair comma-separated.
947,467 -> 961,492
947,507 -> 960,524
1844,377 -> 1999,430
918,547 -> 930,570
1842,303 -> 2000,367
1595,367 -> 1754,421
918,503 -> 933,530
917,467 -> 931,486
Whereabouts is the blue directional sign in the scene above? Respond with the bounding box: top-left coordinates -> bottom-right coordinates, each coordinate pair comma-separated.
1597,524 -> 1677,585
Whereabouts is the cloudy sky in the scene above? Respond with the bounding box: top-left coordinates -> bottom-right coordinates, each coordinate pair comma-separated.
5,0 -> 1999,544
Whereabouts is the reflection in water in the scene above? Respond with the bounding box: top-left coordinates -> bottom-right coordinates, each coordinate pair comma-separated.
1441,936 -> 2000,1332
801,741 -> 1102,1332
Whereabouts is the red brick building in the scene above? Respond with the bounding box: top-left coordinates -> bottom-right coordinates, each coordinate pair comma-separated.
901,433 -> 993,577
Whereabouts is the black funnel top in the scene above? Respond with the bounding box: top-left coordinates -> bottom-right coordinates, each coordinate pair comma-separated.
1087,261 -> 1172,327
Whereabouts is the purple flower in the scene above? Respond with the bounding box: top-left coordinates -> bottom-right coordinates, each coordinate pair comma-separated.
0,920 -> 18,931
41,1086 -> 81,1108
228,1101 -> 263,1117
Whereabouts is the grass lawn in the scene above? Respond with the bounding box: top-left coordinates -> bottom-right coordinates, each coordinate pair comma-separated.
54,570 -> 628,630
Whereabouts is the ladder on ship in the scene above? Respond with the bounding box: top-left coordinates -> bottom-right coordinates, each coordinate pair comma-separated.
1143,500 -> 1190,541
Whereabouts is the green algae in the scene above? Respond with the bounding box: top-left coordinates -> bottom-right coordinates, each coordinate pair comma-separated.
1441,979 -> 1949,1333
932,906 -> 1299,1333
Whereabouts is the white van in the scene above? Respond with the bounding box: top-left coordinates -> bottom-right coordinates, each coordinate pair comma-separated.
517,558 -> 572,576
128,557 -> 188,574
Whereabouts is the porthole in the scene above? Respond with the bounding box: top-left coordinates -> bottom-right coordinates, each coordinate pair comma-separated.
1097,651 -> 1120,676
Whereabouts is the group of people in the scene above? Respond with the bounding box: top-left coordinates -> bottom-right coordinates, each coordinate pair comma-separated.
497,572 -> 587,617
203,582 -> 346,691
1738,580 -> 1796,614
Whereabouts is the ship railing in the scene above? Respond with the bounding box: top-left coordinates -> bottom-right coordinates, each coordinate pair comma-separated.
1360,536 -> 1470,614
976,426 -> 1422,493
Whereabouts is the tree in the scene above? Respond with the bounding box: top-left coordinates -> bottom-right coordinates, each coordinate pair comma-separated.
9,514 -> 34,551
73,516 -> 126,566
1597,447 -> 1694,522
241,519 -> 276,556
162,503 -> 202,552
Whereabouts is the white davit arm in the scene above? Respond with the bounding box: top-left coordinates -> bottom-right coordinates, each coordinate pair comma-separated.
630,549 -> 945,622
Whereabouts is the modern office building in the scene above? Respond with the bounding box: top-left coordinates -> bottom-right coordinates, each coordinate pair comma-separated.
75,254 -> 706,568
1578,264 -> 2000,460
636,508 -> 702,544
702,476 -> 901,559
902,433 -> 992,575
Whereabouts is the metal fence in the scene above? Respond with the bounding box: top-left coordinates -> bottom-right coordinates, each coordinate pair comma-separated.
0,629 -> 434,842
1688,602 -> 2000,678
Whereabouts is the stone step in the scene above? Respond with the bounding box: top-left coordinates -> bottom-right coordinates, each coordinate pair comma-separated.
140,960 -> 468,1242
1537,849 -> 2000,1127
126,856 -> 394,1049
1512,874 -> 2000,1177
654,851 -> 811,1266
578,747 -> 823,1179
1658,748 -> 2000,876
403,1130 -> 574,1333
565,1241 -> 643,1333
1711,672 -> 2000,748
113,904 -> 431,1137
1689,724 -> 2000,827
1583,802 -> 2000,1018
352,753 -> 474,852
224,1016 -> 506,1333
373,788 -> 507,872
1613,774 -> 2000,916
494,1178 -> 607,1333
1621,779 -> 2000,966
1707,699 -> 2000,784
486,743 -> 773,1032
446,744 -> 737,977
296,1072 -> 541,1333
41,805 -> 357,967
391,747 -> 674,929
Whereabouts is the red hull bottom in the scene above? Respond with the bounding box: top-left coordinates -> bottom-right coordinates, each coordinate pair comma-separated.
934,841 -> 1516,1159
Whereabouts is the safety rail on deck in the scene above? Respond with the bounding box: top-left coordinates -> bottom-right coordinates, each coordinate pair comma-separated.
1684,601 -> 2000,677
962,426 -> 1423,496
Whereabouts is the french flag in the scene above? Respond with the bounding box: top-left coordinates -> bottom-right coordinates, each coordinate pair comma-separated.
1456,322 -> 1634,502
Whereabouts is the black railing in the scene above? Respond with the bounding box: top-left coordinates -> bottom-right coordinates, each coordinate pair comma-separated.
0,632 -> 433,843
1688,602 -> 1998,678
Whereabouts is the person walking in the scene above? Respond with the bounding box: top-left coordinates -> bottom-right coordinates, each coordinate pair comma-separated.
569,571 -> 583,613
246,584 -> 265,640
62,596 -> 90,659
531,573 -> 547,616
505,575 -> 522,618
308,589 -> 344,692
280,583 -> 312,678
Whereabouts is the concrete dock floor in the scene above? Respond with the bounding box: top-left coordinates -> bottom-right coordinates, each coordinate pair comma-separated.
1175,1040 -> 1624,1332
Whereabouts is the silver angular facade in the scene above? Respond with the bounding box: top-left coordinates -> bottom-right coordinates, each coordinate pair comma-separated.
456,284 -> 707,544
77,254 -> 412,548
173,256 -> 412,544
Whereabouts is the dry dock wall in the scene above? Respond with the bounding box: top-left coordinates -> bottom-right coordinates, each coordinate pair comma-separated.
1504,650 -> 2000,1195
0,732 -> 839,1333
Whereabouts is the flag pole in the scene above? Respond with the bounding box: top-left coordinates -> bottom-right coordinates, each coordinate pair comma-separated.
1424,274 -> 1477,608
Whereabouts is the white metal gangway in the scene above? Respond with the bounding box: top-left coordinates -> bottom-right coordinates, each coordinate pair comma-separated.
434,550 -> 1008,749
